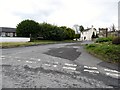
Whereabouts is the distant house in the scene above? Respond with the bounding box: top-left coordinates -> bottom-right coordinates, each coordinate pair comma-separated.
98,28 -> 108,37
98,27 -> 120,37
80,26 -> 97,41
0,27 -> 16,37
108,30 -> 120,37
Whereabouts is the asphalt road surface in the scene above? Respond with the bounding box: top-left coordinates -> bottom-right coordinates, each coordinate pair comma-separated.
1,42 -> 120,88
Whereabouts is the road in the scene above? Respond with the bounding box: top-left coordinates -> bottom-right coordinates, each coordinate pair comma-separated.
1,42 -> 120,88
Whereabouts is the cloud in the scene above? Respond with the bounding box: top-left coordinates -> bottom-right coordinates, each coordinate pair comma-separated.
0,0 -> 63,27
0,0 -> 119,29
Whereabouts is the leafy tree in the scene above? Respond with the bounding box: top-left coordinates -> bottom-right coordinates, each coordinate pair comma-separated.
39,23 -> 66,41
91,32 -> 96,39
16,19 -> 40,39
66,28 -> 75,40
95,34 -> 99,38
111,24 -> 116,32
60,26 -> 75,40
75,34 -> 80,39
79,25 -> 84,33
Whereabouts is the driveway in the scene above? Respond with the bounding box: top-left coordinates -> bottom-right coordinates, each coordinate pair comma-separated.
1,42 -> 120,88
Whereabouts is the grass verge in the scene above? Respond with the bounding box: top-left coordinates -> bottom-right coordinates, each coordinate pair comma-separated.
0,40 -> 78,48
85,43 -> 120,63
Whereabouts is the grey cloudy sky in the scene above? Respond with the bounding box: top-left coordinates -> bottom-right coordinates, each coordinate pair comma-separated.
0,0 -> 119,29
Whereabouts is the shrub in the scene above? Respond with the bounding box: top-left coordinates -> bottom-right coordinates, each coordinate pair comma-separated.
16,19 -> 40,39
112,37 -> 120,45
95,37 -> 113,43
85,43 -> 120,63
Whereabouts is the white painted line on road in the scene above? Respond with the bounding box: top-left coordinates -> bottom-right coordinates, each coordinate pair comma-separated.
84,66 -> 97,69
63,66 -> 76,70
106,73 -> 120,78
37,59 -> 41,61
104,69 -> 120,74
53,65 -> 57,67
65,63 -> 77,67
44,63 -> 51,67
26,61 -> 33,63
73,46 -> 79,48
84,69 -> 99,74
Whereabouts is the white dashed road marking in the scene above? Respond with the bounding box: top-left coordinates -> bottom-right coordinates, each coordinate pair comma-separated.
83,65 -> 99,74
26,61 -> 33,63
104,68 -> 120,78
65,63 -> 77,67
84,66 -> 97,69
53,65 -> 57,67
44,63 -> 51,67
104,69 -> 120,74
37,59 -> 41,61
84,69 -> 99,74
106,73 -> 120,78
63,66 -> 76,70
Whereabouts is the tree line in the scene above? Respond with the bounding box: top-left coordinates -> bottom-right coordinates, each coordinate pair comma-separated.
16,19 -> 79,41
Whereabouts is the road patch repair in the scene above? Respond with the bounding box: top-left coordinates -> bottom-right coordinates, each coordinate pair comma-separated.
44,47 -> 81,61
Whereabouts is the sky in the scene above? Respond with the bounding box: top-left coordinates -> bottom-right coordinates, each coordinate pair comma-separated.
0,0 -> 119,30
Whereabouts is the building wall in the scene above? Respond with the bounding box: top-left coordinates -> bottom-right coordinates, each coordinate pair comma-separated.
0,37 -> 30,42
0,27 -> 16,37
80,27 -> 96,41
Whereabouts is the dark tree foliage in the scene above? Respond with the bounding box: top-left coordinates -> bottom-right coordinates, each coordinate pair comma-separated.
16,20 -> 75,41
91,32 -> 96,39
39,23 -> 66,41
112,37 -> 120,45
16,19 -> 40,39
60,26 -> 75,40
75,34 -> 80,39
79,25 -> 84,32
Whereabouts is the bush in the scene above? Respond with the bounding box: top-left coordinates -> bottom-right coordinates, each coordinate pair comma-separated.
75,34 -> 80,39
85,43 -> 120,63
95,37 -> 113,43
16,19 -> 40,39
40,23 -> 66,41
112,37 -> 120,45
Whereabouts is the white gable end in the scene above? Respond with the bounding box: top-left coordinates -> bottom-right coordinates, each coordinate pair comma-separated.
80,27 -> 97,41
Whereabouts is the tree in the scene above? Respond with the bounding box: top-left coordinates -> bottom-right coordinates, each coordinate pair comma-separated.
111,24 -> 116,32
75,34 -> 80,39
79,25 -> 84,33
60,26 -> 75,40
39,23 -> 66,41
91,32 -> 96,39
16,19 -> 40,39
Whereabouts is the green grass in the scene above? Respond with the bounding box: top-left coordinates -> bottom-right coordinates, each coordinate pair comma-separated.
0,40 -> 78,48
85,43 -> 120,63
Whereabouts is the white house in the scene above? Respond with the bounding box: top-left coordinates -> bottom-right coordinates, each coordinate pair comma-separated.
80,26 -> 97,41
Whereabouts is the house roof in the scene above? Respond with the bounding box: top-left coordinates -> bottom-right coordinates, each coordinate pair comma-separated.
83,28 -> 96,32
0,27 -> 16,33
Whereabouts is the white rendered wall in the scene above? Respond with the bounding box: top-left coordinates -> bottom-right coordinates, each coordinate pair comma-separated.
0,37 -> 30,42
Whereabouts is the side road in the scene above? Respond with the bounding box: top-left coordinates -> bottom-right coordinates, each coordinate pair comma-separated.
1,42 -> 120,88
